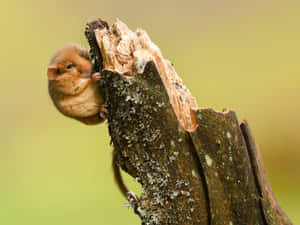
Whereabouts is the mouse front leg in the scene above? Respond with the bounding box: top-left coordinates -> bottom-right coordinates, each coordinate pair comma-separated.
91,72 -> 108,120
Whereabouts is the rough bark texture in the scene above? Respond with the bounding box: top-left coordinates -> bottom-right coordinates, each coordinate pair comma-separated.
85,18 -> 293,225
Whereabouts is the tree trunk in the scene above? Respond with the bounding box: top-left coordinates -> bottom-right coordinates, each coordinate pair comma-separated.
85,18 -> 293,225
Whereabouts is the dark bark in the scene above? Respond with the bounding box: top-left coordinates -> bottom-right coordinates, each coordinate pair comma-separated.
85,18 -> 293,225
240,121 -> 292,225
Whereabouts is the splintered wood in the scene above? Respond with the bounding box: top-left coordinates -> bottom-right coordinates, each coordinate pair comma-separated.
94,19 -> 198,131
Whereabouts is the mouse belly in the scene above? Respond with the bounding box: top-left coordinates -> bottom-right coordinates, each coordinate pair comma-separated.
57,84 -> 103,118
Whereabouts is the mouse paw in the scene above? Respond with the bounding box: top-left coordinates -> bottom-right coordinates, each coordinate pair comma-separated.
99,104 -> 108,119
127,191 -> 139,203
126,191 -> 139,211
91,72 -> 101,82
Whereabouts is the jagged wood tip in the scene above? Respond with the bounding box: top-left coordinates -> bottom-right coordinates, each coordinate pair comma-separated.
90,18 -> 198,131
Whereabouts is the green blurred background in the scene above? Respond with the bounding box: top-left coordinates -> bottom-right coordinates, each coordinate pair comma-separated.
0,0 -> 299,224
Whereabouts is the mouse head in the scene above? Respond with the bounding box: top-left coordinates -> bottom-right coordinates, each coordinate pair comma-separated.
47,43 -> 92,81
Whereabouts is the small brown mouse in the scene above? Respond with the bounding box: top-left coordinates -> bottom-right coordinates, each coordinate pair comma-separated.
47,43 -> 107,125
47,43 -> 134,200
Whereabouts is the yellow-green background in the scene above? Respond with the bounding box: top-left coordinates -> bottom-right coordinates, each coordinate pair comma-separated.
0,0 -> 299,224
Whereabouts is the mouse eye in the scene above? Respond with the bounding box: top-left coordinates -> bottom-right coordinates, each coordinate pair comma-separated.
66,64 -> 75,69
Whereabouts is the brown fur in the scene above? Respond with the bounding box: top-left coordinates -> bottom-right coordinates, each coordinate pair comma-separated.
47,43 -> 131,199
47,43 -> 104,124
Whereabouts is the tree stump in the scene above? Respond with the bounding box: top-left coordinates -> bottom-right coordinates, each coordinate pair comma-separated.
85,18 -> 293,225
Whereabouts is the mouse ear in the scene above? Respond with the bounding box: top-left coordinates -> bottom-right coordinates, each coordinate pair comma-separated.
79,48 -> 91,61
47,66 -> 59,80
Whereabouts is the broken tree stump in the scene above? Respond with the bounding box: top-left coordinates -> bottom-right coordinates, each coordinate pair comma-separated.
85,18 -> 293,225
